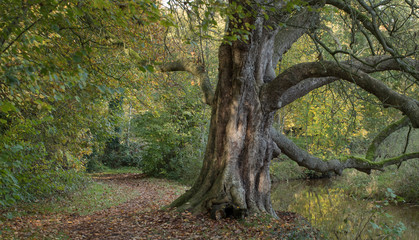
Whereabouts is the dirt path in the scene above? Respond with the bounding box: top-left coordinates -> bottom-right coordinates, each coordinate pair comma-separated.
2,174 -> 320,239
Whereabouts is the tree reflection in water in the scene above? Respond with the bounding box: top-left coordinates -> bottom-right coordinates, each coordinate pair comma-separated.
271,179 -> 418,239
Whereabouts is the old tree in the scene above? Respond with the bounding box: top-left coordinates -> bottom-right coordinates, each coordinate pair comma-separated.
151,0 -> 419,218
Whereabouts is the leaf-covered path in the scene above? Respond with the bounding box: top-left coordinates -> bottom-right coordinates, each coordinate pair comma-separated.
2,174 -> 320,239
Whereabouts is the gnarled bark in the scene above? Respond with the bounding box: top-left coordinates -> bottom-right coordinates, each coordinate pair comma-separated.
170,21 -> 280,216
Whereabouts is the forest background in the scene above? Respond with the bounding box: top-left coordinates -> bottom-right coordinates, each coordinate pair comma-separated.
1,0 -> 418,223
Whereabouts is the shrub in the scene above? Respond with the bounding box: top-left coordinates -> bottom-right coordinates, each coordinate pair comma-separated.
0,142 -> 88,207
133,110 -> 206,183
270,159 -> 306,181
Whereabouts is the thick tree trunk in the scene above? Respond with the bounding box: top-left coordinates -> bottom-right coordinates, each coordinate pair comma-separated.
170,1 -> 322,218
171,35 -> 279,217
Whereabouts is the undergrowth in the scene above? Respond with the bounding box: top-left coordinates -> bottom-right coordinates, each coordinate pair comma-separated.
0,180 -> 141,222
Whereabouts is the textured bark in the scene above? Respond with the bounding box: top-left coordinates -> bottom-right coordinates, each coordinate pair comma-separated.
169,1 -> 330,217
171,22 -> 280,217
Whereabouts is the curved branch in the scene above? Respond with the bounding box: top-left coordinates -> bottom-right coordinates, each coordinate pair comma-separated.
269,8 -> 320,77
127,48 -> 215,106
277,77 -> 337,108
270,128 -> 419,175
271,56 -> 419,108
158,59 -> 214,106
261,58 -> 419,127
365,117 -> 411,160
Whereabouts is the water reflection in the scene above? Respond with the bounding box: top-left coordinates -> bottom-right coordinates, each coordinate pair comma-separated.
271,179 -> 419,239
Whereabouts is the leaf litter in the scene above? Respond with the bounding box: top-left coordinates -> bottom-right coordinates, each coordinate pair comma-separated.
1,173 -> 321,239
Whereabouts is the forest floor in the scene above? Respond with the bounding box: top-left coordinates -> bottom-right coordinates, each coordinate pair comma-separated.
0,173 -> 321,239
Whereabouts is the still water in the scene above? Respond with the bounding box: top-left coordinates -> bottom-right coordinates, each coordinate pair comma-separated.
271,179 -> 419,239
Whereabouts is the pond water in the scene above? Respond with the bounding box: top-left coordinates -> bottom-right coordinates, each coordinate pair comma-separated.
271,179 -> 419,239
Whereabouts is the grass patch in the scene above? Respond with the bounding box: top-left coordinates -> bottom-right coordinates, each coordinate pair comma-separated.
1,180 -> 141,220
53,181 -> 141,215
89,166 -> 143,175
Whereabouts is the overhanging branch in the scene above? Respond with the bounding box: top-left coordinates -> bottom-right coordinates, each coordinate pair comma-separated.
158,59 -> 214,106
277,77 -> 337,108
126,48 -> 214,106
270,128 -> 419,175
261,58 -> 419,127
325,0 -> 419,81
365,117 -> 411,160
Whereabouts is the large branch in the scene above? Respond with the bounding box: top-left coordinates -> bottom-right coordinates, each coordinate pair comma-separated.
127,48 -> 215,106
275,77 -> 337,108
266,8 -> 321,80
158,59 -> 214,106
273,56 -> 419,107
270,128 -> 419,175
365,117 -> 410,160
261,58 -> 419,127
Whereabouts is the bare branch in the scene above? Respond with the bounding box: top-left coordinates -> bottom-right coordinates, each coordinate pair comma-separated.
325,0 -> 419,80
270,128 -> 419,175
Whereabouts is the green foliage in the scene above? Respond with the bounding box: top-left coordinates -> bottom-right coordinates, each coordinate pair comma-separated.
0,0 -> 171,207
390,162 -> 419,202
134,110 -> 205,181
270,159 -> 306,181
132,78 -> 208,183
334,159 -> 419,203
101,143 -> 142,169
0,141 -> 88,207
364,189 -> 406,239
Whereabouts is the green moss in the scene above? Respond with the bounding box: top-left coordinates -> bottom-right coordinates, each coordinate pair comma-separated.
339,153 -> 419,169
